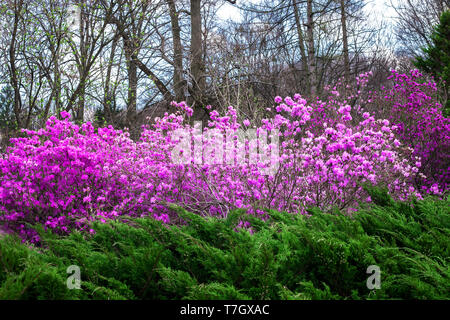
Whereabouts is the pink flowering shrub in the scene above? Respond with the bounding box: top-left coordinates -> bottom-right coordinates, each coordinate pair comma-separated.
255,95 -> 422,213
333,70 -> 450,193
304,70 -> 449,194
363,70 -> 449,193
0,79 -> 425,242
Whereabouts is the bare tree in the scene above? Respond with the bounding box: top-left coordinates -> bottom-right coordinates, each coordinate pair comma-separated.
340,0 -> 350,83
391,0 -> 450,56
64,0 -> 116,122
166,0 -> 185,101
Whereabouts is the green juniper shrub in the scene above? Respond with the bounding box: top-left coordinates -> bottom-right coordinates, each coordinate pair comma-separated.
0,187 -> 448,300
184,282 -> 251,300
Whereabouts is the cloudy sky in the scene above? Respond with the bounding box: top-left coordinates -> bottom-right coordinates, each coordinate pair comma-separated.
217,0 -> 399,22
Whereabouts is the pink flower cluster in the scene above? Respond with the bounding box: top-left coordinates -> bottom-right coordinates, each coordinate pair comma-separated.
366,70 -> 449,193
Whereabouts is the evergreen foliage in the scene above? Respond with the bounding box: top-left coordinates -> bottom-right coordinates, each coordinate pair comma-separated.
414,10 -> 450,116
0,188 -> 448,300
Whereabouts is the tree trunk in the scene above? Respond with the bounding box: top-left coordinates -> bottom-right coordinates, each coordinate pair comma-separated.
306,0 -> 317,96
292,0 -> 310,95
103,2 -> 174,103
75,0 -> 86,123
167,0 -> 185,102
340,0 -> 350,83
9,0 -> 23,128
54,48 -> 62,114
125,39 -> 138,126
190,0 -> 205,107
104,34 -> 118,123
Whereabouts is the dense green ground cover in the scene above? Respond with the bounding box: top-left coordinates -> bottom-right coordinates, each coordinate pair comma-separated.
0,188 -> 448,300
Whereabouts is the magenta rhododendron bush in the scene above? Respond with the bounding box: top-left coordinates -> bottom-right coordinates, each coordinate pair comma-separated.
367,70 -> 449,193
0,70 -> 446,243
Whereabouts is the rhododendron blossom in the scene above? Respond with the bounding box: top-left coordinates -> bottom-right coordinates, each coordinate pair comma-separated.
0,71 -> 442,244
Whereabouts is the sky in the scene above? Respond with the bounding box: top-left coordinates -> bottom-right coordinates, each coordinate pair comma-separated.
216,0 -> 400,59
216,0 -> 258,21
217,0 -> 399,22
